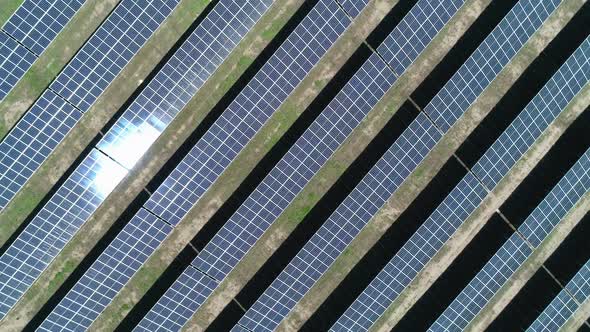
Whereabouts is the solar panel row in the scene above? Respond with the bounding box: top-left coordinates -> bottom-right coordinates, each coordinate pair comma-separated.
473,39 -> 590,191
142,0 -> 352,226
97,0 -> 275,170
338,0 -> 370,18
0,0 -> 85,100
424,0 -> 561,133
3,0 -> 86,55
0,0 -> 276,328
528,253 -> 590,332
0,31 -> 37,100
431,36 -> 590,331
0,90 -> 82,209
231,0 -> 480,330
290,0 -> 557,330
0,0 -> 180,211
431,38 -> 590,331
38,208 -> 172,332
0,148 -> 127,320
432,148 -> 590,331
50,0 -> 180,111
36,0 -> 276,330
429,38 -> 590,329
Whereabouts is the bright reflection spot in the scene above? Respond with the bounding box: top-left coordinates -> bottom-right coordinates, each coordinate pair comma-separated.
93,155 -> 127,199
101,121 -> 162,169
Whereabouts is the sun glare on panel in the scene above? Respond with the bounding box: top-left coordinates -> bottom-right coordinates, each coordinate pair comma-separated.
93,156 -> 128,199
103,120 -> 163,169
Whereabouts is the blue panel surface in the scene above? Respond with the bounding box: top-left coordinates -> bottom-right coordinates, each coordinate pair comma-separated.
528,241 -> 590,331
0,0 -> 86,100
330,2 -> 573,330
424,0 -> 561,132
97,0 -> 275,169
431,150 -> 590,331
49,0 -> 180,111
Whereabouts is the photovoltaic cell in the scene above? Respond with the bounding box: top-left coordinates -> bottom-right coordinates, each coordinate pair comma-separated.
230,0 -> 493,330
431,149 -> 590,331
0,0 -> 179,211
0,149 -> 126,320
143,0 -> 352,226
38,208 -> 172,332
97,0 -> 275,169
0,90 -> 82,209
429,38 -> 590,331
140,266 -> 219,332
49,0 -> 180,111
2,0 -> 86,55
0,31 -> 36,100
36,0 -> 276,329
139,3 -> 408,330
528,247 -> 590,331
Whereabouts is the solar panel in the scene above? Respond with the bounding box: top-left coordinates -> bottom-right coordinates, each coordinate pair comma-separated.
0,149 -> 127,320
0,0 -> 86,100
431,150 -> 590,331
143,0 -> 352,226
0,90 -> 82,209
0,31 -> 36,100
38,208 -> 172,332
49,0 -> 180,111
425,0 -> 561,133
338,0 -> 370,18
35,0 -> 276,328
0,0 -> 180,211
231,0 -> 564,330
528,254 -> 590,331
235,114 -> 446,332
130,0 -> 424,328
377,0 -> 461,76
138,266 -> 218,332
2,0 -> 86,55
96,0 -> 274,169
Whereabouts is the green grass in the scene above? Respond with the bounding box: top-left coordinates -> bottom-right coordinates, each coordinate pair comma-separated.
220,55 -> 255,92
261,15 -> 286,41
48,260 -> 76,292
0,186 -> 44,247
0,0 -> 23,26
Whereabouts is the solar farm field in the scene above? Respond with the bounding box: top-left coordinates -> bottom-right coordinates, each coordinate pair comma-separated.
0,0 -> 588,331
